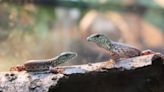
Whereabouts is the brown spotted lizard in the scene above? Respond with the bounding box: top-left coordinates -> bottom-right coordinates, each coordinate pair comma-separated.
87,33 -> 155,62
10,52 -> 77,72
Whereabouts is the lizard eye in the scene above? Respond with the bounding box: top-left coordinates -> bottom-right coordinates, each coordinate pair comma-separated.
65,54 -> 69,57
96,35 -> 100,38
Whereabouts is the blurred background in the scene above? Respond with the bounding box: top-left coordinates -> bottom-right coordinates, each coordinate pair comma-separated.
0,0 -> 163,71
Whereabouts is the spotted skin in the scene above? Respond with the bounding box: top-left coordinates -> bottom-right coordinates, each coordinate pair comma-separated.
111,42 -> 141,60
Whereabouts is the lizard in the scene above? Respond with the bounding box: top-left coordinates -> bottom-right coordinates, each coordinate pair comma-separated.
87,33 -> 154,62
10,52 -> 77,72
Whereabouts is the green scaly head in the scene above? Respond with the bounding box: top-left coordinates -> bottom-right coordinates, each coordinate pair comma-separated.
51,52 -> 77,67
87,33 -> 113,50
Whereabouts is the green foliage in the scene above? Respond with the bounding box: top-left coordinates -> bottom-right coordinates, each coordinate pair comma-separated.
144,10 -> 164,30
34,6 -> 55,37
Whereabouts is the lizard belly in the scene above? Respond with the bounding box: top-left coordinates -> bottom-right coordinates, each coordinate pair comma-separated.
25,64 -> 50,72
24,60 -> 51,72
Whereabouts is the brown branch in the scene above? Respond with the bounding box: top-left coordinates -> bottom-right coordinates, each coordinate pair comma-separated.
0,53 -> 163,92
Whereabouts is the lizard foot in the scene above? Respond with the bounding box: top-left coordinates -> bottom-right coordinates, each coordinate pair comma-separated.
49,67 -> 64,74
10,65 -> 25,72
141,49 -> 156,55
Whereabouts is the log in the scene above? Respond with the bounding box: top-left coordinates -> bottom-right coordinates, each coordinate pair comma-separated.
0,53 -> 164,92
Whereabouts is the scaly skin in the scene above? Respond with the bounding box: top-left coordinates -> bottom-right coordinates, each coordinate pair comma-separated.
10,52 -> 77,72
87,33 -> 141,61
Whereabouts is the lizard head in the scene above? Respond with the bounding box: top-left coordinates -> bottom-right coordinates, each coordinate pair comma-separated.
53,52 -> 77,66
87,33 -> 112,50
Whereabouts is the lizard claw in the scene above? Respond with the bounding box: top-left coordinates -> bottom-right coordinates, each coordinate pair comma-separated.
141,49 -> 156,55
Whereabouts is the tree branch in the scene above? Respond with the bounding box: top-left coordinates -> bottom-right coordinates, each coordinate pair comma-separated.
0,53 -> 163,92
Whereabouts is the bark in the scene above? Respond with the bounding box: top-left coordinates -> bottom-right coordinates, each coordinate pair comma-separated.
0,53 -> 164,92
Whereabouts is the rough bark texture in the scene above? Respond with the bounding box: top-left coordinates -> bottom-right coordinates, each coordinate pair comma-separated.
0,53 -> 164,92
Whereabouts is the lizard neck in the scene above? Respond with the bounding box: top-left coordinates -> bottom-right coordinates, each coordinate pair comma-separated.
52,59 -> 60,67
50,57 -> 66,67
49,57 -> 58,67
98,40 -> 113,51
